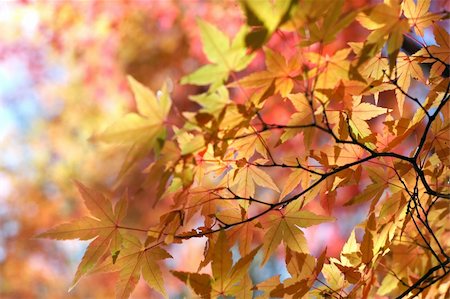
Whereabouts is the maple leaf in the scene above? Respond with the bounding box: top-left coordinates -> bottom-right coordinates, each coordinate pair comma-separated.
93,76 -> 171,177
321,261 -> 348,292
216,204 -> 260,256
429,114 -> 450,167
240,0 -> 296,50
192,145 -> 234,186
229,129 -> 270,160
330,143 -> 365,167
378,110 -> 427,151
171,271 -> 212,298
189,85 -> 230,117
377,273 -> 400,296
181,20 -> 255,87
37,182 -> 128,290
402,0 -> 442,36
391,52 -> 426,114
306,48 -> 352,89
348,96 -> 391,141
414,24 -> 450,78
143,140 -> 181,204
253,275 -> 281,299
92,233 -> 172,299
173,128 -> 205,156
349,42 -> 389,81
279,166 -> 319,200
356,2 -> 409,72
270,249 -> 327,297
228,159 -> 280,199
344,165 -> 392,206
298,0 -> 358,46
261,200 -> 335,265
172,231 -> 260,298
361,212 -> 376,264
280,93 -> 314,143
329,231 -> 365,286
339,230 -> 361,267
231,48 -> 301,97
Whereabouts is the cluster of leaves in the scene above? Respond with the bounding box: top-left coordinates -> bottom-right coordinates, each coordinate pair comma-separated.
39,0 -> 450,298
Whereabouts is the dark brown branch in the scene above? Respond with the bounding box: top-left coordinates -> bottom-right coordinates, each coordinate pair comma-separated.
396,257 -> 450,299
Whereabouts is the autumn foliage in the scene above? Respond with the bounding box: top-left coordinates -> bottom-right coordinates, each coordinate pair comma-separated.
32,0 -> 450,298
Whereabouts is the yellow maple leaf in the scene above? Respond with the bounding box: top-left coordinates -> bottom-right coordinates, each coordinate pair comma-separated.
280,93 -> 314,143
414,24 -> 450,78
231,48 -> 301,97
38,182 -> 128,290
348,96 -> 391,140
261,200 -> 335,265
172,231 -> 260,298
393,52 -> 426,114
402,0 -> 442,36
230,129 -> 271,160
306,48 -> 352,89
356,2 -> 409,72
93,76 -> 171,177
229,160 -> 280,199
181,20 -> 255,87
92,233 -> 172,299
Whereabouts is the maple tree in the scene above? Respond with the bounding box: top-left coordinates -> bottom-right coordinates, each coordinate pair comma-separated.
34,0 -> 450,298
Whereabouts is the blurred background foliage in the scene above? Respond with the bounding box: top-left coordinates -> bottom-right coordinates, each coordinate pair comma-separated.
0,1 -> 246,297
